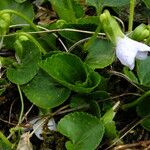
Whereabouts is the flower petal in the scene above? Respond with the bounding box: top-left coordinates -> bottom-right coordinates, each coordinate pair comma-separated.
136,42 -> 150,52
30,117 -> 56,140
116,36 -> 138,70
136,51 -> 148,60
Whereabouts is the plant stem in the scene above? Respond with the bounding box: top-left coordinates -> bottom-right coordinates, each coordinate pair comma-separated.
0,9 -> 38,31
128,0 -> 135,32
17,84 -> 24,125
1,28 -> 106,37
122,90 -> 150,110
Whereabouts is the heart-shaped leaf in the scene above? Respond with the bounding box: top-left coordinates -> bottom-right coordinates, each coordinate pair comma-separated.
40,53 -> 101,93
7,41 -> 41,85
23,70 -> 70,109
57,112 -> 104,150
85,39 -> 115,69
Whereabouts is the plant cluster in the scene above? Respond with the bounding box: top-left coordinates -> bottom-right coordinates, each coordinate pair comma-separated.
0,0 -> 150,149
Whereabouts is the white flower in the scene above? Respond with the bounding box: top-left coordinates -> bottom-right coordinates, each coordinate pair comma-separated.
29,117 -> 56,140
116,36 -> 150,70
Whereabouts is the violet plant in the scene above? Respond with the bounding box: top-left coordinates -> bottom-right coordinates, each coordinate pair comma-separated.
0,0 -> 150,149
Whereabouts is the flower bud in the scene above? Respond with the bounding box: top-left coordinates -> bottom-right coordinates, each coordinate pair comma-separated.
100,10 -> 124,44
130,24 -> 149,41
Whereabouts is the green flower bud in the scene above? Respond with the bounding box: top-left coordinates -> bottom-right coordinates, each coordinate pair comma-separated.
100,10 -> 124,44
130,24 -> 149,41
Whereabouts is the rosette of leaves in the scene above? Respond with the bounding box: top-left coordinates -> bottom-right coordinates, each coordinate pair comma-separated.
40,53 -> 101,93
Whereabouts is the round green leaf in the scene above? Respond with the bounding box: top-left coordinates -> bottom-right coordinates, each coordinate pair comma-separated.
7,42 -> 41,85
40,53 -> 101,93
23,70 -> 71,109
57,112 -> 104,150
85,39 -> 115,69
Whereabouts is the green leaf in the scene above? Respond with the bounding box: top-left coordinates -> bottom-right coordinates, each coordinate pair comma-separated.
101,109 -> 118,139
0,79 -> 8,96
70,95 -> 87,108
136,96 -> 150,117
123,67 -> 139,84
57,112 -> 104,150
7,41 -> 41,85
40,53 -> 101,93
15,0 -> 27,3
86,0 -> 129,7
141,117 -> 150,131
23,70 -> 70,109
49,0 -> 84,23
0,0 -> 34,24
0,132 -> 12,150
136,93 -> 150,131
137,57 -> 150,87
86,0 -> 100,8
70,92 -> 103,118
101,0 -> 130,7
85,39 -> 115,69
77,16 -> 100,25
143,0 -> 150,9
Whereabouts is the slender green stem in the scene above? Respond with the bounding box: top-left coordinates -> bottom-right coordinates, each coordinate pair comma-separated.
122,90 -> 150,110
128,0 -> 135,32
0,9 -> 38,31
1,28 -> 106,37
19,32 -> 47,54
17,84 -> 24,125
